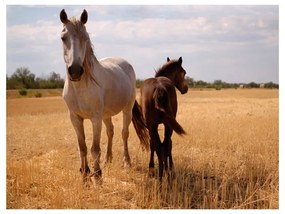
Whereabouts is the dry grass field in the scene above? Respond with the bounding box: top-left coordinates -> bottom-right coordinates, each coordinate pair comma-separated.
6,89 -> 278,209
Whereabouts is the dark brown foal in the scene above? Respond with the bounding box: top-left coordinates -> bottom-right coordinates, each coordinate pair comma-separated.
140,57 -> 188,181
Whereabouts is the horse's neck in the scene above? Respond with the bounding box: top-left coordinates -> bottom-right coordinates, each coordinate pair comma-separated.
82,49 -> 102,85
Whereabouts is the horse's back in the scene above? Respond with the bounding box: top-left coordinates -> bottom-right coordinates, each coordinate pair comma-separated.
98,57 -> 137,116
99,57 -> 136,82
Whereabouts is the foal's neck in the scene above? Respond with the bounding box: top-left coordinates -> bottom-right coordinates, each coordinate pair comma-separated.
157,71 -> 176,86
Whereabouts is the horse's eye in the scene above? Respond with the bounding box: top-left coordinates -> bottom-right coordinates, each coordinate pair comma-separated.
61,36 -> 67,42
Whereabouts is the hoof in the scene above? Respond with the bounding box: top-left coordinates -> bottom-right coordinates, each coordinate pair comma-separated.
123,161 -> 132,168
80,167 -> 92,186
103,156 -> 113,167
94,177 -> 103,185
148,167 -> 155,178
105,154 -> 113,163
167,171 -> 176,187
168,170 -> 176,180
80,166 -> 91,174
123,157 -> 131,168
94,169 -> 103,185
82,175 -> 92,187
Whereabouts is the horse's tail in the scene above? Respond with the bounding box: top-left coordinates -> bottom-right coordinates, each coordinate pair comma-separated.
132,100 -> 149,151
153,87 -> 186,136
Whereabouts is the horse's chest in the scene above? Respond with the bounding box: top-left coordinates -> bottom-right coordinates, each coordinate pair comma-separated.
63,91 -> 102,119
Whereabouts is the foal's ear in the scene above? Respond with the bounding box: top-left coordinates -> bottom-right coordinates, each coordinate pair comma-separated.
178,56 -> 183,64
81,9 -> 88,24
167,57 -> 170,62
60,9 -> 69,24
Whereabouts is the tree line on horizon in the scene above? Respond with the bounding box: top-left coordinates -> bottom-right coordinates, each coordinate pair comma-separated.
7,67 -> 279,90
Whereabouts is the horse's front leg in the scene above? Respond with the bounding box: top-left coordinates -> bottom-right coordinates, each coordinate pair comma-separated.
122,110 -> 132,168
91,116 -> 103,183
70,112 -> 90,183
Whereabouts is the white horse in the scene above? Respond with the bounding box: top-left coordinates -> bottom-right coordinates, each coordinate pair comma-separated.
59,9 -> 148,183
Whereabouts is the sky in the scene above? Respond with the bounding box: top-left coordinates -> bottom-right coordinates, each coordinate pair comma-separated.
6,5 -> 279,83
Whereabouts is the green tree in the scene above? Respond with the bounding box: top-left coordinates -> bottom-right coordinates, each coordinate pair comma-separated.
264,82 -> 279,89
247,82 -> 259,88
195,80 -> 208,88
48,72 -> 64,88
186,76 -> 194,88
136,79 -> 144,88
37,72 -> 65,89
8,67 -> 38,89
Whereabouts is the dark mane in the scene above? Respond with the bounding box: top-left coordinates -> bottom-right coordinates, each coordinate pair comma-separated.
155,60 -> 179,78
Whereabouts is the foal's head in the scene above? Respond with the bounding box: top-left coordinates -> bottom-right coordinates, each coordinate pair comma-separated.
60,9 -> 90,81
156,57 -> 188,94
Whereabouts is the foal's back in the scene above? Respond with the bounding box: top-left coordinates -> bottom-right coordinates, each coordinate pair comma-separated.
140,76 -> 177,127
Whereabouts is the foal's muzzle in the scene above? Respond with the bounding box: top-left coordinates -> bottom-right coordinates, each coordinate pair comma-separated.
68,64 -> 84,81
180,85 -> 188,94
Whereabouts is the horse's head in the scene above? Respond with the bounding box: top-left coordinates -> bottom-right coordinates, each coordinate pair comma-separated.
60,9 -> 89,81
165,57 -> 188,94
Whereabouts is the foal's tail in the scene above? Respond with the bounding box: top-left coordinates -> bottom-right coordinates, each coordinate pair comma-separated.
153,87 -> 186,136
132,100 -> 150,151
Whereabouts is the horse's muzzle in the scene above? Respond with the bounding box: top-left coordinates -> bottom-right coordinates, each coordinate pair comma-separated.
68,64 -> 84,81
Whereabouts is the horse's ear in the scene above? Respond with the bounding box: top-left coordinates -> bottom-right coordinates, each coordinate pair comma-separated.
81,9 -> 88,24
167,57 -> 170,62
60,9 -> 69,24
178,56 -> 183,64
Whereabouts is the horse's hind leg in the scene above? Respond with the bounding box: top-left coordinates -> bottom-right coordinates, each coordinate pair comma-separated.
168,140 -> 175,179
148,144 -> 155,177
122,109 -> 132,168
103,118 -> 114,164
148,125 -> 158,177
150,126 -> 163,181
70,113 -> 90,183
164,125 -> 175,178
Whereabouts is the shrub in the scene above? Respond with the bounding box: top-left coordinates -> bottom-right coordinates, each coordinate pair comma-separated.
34,92 -> 42,98
215,85 -> 222,90
18,88 -> 27,96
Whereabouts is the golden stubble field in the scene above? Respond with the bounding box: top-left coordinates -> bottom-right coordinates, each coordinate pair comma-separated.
6,89 -> 279,209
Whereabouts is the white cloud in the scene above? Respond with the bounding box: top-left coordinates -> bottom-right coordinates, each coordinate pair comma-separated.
6,5 -> 278,83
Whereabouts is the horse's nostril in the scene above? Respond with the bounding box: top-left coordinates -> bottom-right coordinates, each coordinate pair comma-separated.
68,66 -> 73,75
68,64 -> 83,81
68,64 -> 83,75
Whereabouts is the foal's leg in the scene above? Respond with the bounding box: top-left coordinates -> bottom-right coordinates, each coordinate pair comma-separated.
91,116 -> 103,182
163,125 -> 173,171
164,125 -> 175,178
70,112 -> 90,182
103,117 -> 114,164
150,126 -> 163,181
148,125 -> 157,177
122,109 -> 132,168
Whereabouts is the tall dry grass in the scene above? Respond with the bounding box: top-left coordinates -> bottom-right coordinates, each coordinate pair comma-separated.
6,89 -> 278,208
